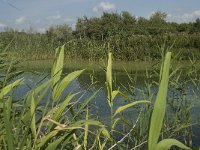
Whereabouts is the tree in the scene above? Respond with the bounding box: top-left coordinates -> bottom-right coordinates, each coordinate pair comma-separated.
193,18 -> 200,32
149,11 -> 167,25
120,11 -> 136,35
46,24 -> 72,44
148,11 -> 168,35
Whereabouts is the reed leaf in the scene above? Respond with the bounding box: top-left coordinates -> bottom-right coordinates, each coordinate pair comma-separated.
148,52 -> 190,150
83,107 -> 89,150
48,93 -> 77,131
106,52 -> 112,106
3,98 -> 14,150
45,134 -> 68,150
53,69 -> 85,102
30,92 -> 36,137
34,79 -> 52,105
111,90 -> 131,102
148,52 -> 171,150
51,45 -> 64,87
112,118 -> 121,129
52,93 -> 77,121
0,79 -> 23,99
155,139 -> 191,150
69,120 -> 105,128
73,90 -> 99,119
114,100 -> 150,116
37,130 -> 59,149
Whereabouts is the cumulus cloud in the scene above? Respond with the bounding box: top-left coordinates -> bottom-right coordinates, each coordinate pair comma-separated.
167,10 -> 200,23
15,16 -> 26,24
36,27 -> 47,33
147,11 -> 156,19
46,12 -> 61,20
64,18 -> 74,22
93,2 -> 115,12
193,10 -> 200,17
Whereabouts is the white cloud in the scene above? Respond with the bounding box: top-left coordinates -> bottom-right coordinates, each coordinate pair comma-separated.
193,10 -> 200,16
148,11 -> 155,19
93,2 -> 115,12
71,22 -> 76,30
46,12 -> 61,20
36,27 -> 47,33
15,16 -> 26,24
167,10 -> 200,23
0,23 -> 6,28
64,18 -> 74,22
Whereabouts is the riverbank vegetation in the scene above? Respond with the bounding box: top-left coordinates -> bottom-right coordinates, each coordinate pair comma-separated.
1,11 -> 200,61
0,45 -> 199,149
0,10 -> 200,149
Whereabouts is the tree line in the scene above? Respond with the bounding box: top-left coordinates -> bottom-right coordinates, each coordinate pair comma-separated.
1,11 -> 200,60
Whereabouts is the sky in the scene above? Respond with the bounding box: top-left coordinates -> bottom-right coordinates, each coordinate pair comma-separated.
0,0 -> 200,32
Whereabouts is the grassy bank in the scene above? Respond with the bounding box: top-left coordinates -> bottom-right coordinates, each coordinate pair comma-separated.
19,57 -> 200,73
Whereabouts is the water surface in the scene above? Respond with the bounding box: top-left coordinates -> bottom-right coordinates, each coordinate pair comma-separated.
14,61 -> 200,148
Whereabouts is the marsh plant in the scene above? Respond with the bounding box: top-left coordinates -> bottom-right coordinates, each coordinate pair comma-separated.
0,46 -> 110,150
0,45 -> 197,149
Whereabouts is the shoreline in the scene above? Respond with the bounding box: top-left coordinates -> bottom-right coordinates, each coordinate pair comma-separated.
18,59 -> 200,72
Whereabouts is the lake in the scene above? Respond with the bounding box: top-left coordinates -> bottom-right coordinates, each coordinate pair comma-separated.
14,60 -> 200,148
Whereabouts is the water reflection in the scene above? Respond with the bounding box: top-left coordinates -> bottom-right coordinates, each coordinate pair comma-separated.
13,68 -> 200,147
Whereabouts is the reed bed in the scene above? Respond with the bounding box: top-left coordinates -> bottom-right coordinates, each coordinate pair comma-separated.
0,45 -> 199,149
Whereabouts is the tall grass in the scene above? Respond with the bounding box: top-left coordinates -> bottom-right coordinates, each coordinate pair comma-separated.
0,45 -> 197,149
148,52 -> 191,150
0,46 -> 109,149
1,30 -> 200,61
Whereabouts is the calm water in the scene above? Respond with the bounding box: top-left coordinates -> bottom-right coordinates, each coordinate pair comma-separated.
14,67 -> 200,148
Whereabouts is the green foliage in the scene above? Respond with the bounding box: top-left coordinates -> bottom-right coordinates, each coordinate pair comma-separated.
1,11 -> 200,61
3,98 -> 14,150
155,139 -> 191,150
0,79 -> 22,99
0,46 -> 109,149
114,100 -> 149,116
148,52 -> 191,150
0,41 -> 198,149
46,24 -> 72,44
105,50 -> 150,149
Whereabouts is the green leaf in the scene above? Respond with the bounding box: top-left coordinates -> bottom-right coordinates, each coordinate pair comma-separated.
83,107 -> 89,150
73,90 -> 99,119
106,52 -> 112,106
69,120 -> 105,129
0,79 -> 23,99
114,100 -> 150,116
34,79 -> 52,105
22,80 -> 51,126
30,92 -> 36,137
53,93 -> 77,121
45,134 -> 68,150
111,90 -> 131,102
155,139 -> 191,150
37,130 -> 58,149
48,93 -> 77,131
3,98 -> 14,150
101,128 -> 111,139
112,118 -> 121,129
51,45 -> 64,87
148,52 -> 171,150
53,69 -> 85,102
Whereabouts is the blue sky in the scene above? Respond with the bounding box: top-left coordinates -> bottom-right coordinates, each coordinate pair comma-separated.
0,0 -> 200,32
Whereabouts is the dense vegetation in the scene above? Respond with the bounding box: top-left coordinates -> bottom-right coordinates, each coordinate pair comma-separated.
0,46 -> 198,149
1,10 -> 200,150
1,11 -> 200,60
